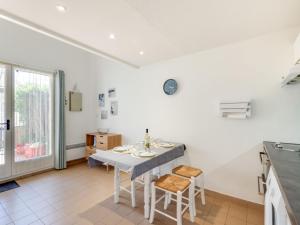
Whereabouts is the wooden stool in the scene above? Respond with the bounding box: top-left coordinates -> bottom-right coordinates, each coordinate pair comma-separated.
149,174 -> 195,225
172,165 -> 205,217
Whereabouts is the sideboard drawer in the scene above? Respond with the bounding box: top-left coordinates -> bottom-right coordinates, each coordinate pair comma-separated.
96,135 -> 108,144
96,142 -> 108,150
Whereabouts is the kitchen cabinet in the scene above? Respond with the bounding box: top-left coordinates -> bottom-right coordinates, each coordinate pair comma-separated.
262,142 -> 299,225
265,166 -> 292,225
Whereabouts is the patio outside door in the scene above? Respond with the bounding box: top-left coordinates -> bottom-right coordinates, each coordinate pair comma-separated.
0,62 -> 54,180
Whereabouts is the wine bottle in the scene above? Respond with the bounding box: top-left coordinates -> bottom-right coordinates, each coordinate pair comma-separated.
144,128 -> 150,150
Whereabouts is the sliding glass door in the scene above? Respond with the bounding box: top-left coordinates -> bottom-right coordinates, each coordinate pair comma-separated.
0,63 -> 12,179
12,67 -> 54,175
0,62 -> 54,180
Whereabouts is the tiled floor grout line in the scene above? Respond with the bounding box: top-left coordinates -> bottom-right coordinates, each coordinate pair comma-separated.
0,202 -> 14,224
6,185 -> 59,225
225,204 -> 231,225
246,205 -> 250,225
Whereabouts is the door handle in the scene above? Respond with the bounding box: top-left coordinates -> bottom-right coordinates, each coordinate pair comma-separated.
6,119 -> 10,130
0,120 -> 10,130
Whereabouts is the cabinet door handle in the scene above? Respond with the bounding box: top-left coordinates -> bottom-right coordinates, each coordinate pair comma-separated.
259,151 -> 266,163
257,175 -> 266,195
262,174 -> 267,193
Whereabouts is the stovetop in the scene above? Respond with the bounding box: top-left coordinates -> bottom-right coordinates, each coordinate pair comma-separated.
272,142 -> 300,152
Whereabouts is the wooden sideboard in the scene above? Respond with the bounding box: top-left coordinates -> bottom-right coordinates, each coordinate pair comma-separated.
85,132 -> 122,159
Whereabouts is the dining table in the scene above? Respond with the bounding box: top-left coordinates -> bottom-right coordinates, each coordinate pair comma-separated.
88,142 -> 186,218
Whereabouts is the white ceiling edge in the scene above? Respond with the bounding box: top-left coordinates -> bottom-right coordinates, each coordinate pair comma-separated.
0,9 -> 139,69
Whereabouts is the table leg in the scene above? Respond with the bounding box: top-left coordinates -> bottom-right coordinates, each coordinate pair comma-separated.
114,166 -> 120,203
131,180 -> 136,208
144,170 -> 151,218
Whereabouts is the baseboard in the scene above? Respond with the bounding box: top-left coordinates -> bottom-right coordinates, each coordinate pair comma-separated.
205,189 -> 264,209
0,158 -> 88,184
67,157 -> 87,166
0,168 -> 54,184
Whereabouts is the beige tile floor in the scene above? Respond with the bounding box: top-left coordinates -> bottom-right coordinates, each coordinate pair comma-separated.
0,163 -> 264,225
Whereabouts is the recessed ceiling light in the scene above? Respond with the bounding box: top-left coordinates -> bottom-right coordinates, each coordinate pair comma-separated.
139,51 -> 144,55
56,5 -> 67,12
109,34 -> 116,39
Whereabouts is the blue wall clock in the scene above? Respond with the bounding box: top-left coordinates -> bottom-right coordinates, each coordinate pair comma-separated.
163,79 -> 178,95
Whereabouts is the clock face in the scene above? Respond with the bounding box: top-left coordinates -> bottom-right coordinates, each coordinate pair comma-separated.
163,79 -> 178,95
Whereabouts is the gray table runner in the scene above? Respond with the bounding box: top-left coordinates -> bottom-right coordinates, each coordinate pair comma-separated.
88,144 -> 186,180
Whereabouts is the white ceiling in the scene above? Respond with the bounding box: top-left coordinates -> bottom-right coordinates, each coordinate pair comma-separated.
0,0 -> 300,67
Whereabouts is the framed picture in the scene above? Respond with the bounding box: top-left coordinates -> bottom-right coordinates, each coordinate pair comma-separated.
108,88 -> 116,98
69,91 -> 82,111
101,111 -> 108,119
110,101 -> 118,116
98,93 -> 105,107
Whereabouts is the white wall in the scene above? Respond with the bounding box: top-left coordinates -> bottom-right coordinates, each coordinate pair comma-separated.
1,17 -> 299,203
0,19 -> 98,160
96,27 -> 300,203
294,33 -> 300,63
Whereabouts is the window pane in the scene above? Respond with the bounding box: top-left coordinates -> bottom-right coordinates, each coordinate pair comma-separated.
14,68 -> 52,162
0,66 -> 5,165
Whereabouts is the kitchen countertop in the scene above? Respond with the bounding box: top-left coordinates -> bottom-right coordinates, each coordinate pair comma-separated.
264,141 -> 300,225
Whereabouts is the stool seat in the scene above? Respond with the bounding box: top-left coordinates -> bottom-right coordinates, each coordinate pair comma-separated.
155,174 -> 190,193
172,165 -> 203,178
